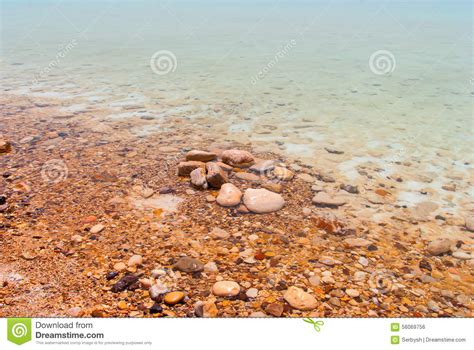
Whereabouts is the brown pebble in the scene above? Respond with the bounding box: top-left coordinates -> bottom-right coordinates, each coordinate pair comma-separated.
164,291 -> 185,305
265,303 -> 284,317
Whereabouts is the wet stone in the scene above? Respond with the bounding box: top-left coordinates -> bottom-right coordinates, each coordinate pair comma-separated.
164,291 -> 185,305
177,161 -> 205,176
174,257 -> 204,273
261,183 -> 282,193
190,167 -> 208,190
312,192 -> 346,207
221,149 -> 255,167
111,274 -> 139,293
273,167 -> 294,181
206,162 -> 228,188
427,239 -> 451,256
324,147 -> 344,155
243,188 -> 285,214
235,172 -> 260,182
185,150 -> 217,162
216,183 -> 242,207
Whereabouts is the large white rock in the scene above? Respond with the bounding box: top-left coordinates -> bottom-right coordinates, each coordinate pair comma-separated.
216,183 -> 242,207
283,286 -> 318,310
212,281 -> 240,297
243,188 -> 285,214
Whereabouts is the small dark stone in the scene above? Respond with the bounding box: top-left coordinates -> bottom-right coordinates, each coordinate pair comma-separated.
368,244 -> 378,251
159,187 -> 174,194
324,147 -> 344,155
419,259 -> 432,272
238,291 -> 248,301
275,280 -> 287,291
111,274 -> 139,293
191,271 -> 202,279
149,303 -> 163,314
340,184 -> 359,194
0,196 -> 6,205
91,309 -> 104,317
394,242 -> 408,251
106,271 -> 119,280
435,215 -> 446,221
194,303 -> 204,317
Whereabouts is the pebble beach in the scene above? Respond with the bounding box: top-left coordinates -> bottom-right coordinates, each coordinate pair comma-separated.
0,90 -> 472,318
0,1 -> 473,318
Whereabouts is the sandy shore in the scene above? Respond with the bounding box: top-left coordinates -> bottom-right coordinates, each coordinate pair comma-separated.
0,94 -> 473,318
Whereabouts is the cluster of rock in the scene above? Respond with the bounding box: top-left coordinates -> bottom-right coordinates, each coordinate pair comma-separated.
177,149 -> 286,214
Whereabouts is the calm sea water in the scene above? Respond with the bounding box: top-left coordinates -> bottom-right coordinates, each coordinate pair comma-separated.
1,1 -> 473,194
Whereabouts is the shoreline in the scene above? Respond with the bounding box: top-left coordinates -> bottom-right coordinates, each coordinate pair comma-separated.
0,94 -> 473,318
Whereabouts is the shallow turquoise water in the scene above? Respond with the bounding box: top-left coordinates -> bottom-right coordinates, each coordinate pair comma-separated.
1,1 -> 473,198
